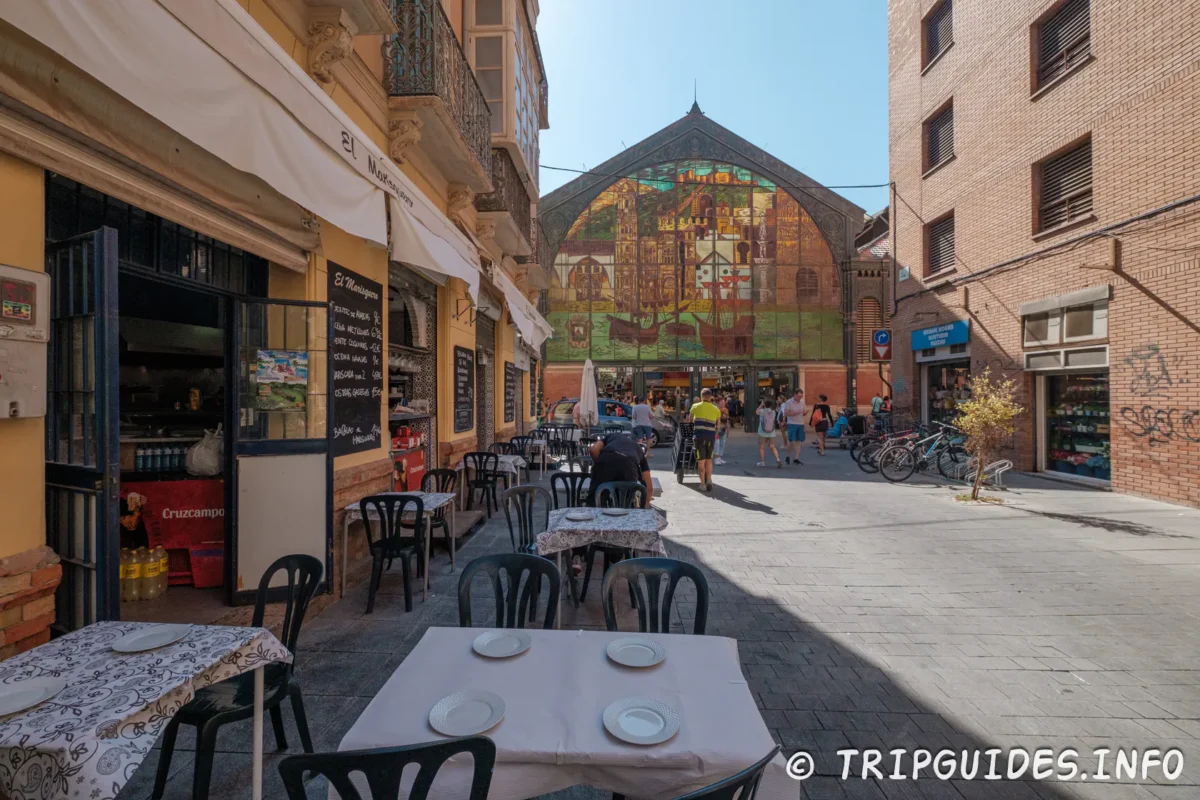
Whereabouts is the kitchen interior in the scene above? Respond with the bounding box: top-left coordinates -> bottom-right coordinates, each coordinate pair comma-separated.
118,273 -> 230,625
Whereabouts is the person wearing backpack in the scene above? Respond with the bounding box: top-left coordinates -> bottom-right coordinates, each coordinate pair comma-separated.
809,394 -> 833,456
756,398 -> 783,468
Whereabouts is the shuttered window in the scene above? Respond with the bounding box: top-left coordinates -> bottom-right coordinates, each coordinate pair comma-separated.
1038,0 -> 1090,87
924,0 -> 953,66
1039,140 -> 1092,231
927,214 -> 955,275
925,105 -> 954,171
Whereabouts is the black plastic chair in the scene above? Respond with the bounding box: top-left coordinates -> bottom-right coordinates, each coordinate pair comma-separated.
671,747 -> 781,799
601,557 -> 710,635
278,736 -> 496,800
548,438 -> 577,464
463,451 -> 501,517
458,553 -> 560,629
362,494 -> 425,614
491,441 -> 517,455
550,471 -> 590,508
604,425 -> 625,435
510,435 -> 534,478
565,456 -> 593,475
502,485 -> 551,555
153,555 -> 322,800
402,469 -> 456,556
592,480 -> 646,509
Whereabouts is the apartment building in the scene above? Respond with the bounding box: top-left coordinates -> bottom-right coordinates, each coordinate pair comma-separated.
889,0 -> 1200,505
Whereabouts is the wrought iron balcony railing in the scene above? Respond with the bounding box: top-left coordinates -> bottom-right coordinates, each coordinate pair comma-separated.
476,148 -> 532,249
383,0 -> 492,176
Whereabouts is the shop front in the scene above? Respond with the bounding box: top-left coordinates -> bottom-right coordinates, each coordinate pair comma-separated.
387,264 -> 438,491
913,320 -> 971,426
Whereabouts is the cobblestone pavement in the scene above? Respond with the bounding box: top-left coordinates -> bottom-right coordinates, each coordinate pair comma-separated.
122,431 -> 1200,799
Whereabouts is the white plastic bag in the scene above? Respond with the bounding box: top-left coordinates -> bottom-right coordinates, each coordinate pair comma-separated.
186,425 -> 224,476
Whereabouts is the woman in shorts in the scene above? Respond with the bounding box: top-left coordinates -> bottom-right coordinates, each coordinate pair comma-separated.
756,399 -> 783,468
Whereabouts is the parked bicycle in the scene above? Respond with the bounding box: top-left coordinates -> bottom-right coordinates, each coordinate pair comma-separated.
855,427 -> 921,474
877,421 -> 968,482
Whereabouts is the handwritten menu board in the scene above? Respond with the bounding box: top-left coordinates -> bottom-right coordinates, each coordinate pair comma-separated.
504,361 -> 515,424
454,346 -> 474,433
329,263 -> 383,456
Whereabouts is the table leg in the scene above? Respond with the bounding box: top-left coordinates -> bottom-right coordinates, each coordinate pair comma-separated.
252,665 -> 264,800
449,503 -> 457,568
340,520 -> 347,599
423,512 -> 431,600
554,551 -> 563,630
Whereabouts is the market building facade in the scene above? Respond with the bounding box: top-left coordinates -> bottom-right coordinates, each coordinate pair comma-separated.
0,0 -> 551,655
888,0 -> 1199,505
536,105 -> 890,421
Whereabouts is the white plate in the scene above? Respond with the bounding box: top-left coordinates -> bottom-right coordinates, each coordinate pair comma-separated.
111,624 -> 192,653
606,637 -> 666,668
565,510 -> 594,521
601,508 -> 630,517
0,677 -> 66,717
472,630 -> 532,659
429,690 -> 506,736
602,696 -> 680,745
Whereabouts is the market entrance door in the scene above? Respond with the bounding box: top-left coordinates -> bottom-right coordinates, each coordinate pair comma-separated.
45,228 -> 121,631
229,299 -> 332,604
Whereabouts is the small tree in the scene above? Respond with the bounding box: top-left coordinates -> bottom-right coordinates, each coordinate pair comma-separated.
954,368 -> 1023,500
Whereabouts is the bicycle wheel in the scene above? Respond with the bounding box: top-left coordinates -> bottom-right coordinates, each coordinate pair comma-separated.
850,435 -> 876,463
937,445 -> 969,479
857,442 -> 884,474
880,447 -> 917,482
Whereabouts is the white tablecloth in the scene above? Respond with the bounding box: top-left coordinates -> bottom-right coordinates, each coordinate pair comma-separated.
538,508 -> 668,557
337,627 -> 793,799
0,621 -> 290,800
454,454 -> 527,478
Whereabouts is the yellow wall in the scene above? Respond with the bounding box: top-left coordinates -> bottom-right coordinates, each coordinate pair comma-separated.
0,153 -> 45,559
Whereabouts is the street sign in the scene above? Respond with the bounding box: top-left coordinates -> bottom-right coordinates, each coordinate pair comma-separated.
871,329 -> 892,362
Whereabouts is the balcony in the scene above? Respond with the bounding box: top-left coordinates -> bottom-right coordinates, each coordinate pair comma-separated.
383,0 -> 493,192
475,147 -> 532,256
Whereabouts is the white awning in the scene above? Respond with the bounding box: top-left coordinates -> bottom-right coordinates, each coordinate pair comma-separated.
389,196 -> 480,304
494,268 -> 553,349
0,0 -> 387,246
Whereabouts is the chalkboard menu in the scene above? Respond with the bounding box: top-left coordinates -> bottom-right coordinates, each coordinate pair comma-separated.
329,263 -> 383,456
453,346 -> 474,433
504,361 -> 515,424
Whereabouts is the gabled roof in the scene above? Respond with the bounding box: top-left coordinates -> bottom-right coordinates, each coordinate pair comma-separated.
537,105 -> 867,274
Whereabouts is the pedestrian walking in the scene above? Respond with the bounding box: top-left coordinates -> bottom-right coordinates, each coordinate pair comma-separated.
631,395 -> 654,459
810,393 -> 833,456
782,388 -> 807,465
714,394 -> 730,465
756,398 -> 783,467
689,389 -> 721,492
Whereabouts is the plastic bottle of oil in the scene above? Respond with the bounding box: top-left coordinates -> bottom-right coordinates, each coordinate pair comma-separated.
123,548 -> 142,602
153,545 -> 169,597
138,547 -> 159,600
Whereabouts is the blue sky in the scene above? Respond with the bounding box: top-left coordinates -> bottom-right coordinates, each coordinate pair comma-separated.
535,1 -> 889,215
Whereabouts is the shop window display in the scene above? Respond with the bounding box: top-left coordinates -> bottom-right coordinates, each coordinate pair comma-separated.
926,362 -> 971,426
1046,373 -> 1110,480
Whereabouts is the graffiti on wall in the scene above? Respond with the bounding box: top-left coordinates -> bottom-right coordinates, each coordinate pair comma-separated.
1119,406 -> 1200,446
545,160 -> 844,363
1124,343 -> 1188,398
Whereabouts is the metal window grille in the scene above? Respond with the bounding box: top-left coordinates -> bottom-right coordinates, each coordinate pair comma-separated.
927,215 -> 955,274
925,0 -> 953,64
1038,0 -> 1090,86
926,105 -> 954,169
1039,140 -> 1092,230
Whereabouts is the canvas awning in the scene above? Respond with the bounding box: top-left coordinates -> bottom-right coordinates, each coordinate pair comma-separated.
389,196 -> 480,304
493,268 -> 553,349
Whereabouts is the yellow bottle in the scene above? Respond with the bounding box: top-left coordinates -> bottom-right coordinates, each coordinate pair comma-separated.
125,548 -> 143,602
139,547 -> 159,600
154,546 -> 169,597
119,548 -> 131,602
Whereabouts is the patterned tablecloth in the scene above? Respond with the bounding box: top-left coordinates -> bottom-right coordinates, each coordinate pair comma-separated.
453,454 -> 527,477
537,507 -> 669,557
342,492 -> 457,530
0,621 -> 290,800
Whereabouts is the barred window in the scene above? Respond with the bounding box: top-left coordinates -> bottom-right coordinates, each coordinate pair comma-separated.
926,214 -> 955,275
1038,139 -> 1092,231
925,104 -> 954,171
924,0 -> 953,67
1037,0 -> 1090,87
855,297 -> 884,362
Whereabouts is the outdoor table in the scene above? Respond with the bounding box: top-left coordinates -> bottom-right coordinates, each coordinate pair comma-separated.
336,627 -> 794,799
342,491 -> 458,599
0,621 -> 290,800
453,454 -> 527,510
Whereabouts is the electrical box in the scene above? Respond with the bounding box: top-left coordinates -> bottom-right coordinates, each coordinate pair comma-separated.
0,264 -> 50,419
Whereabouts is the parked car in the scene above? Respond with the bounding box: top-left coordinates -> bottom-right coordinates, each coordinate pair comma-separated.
549,398 -> 676,447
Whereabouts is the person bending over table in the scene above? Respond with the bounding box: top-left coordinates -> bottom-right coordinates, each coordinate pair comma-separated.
588,432 -> 652,508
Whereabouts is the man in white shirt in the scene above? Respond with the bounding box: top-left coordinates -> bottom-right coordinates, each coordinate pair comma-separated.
782,389 -> 807,465
630,396 -> 655,458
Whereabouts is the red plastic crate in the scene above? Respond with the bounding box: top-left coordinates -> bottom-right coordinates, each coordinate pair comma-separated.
166,548 -> 192,586
189,548 -> 224,589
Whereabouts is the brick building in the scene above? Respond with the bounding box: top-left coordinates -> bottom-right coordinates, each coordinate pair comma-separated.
888,0 -> 1200,505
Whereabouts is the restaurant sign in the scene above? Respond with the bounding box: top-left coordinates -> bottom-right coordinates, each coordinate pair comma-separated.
911,320 -> 970,350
